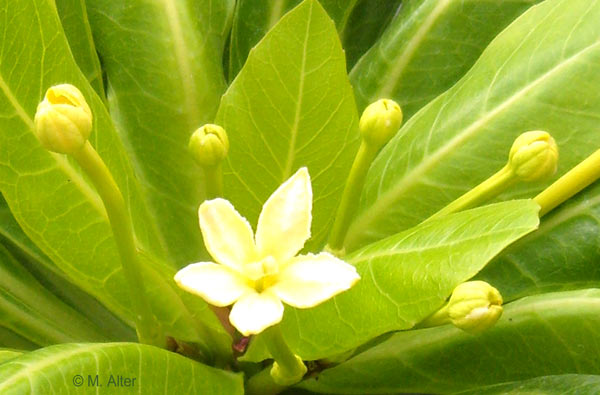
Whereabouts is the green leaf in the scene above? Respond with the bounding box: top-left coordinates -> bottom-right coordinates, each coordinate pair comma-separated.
341,0 -> 401,69
85,0 -> 234,265
0,350 -> 22,365
455,375 -> 600,395
346,0 -> 600,250
228,0 -> 359,80
280,200 -> 539,360
0,195 -> 135,341
0,343 -> 243,394
0,0 -> 225,350
477,181 -> 600,302
350,0 -> 541,117
218,0 -> 359,249
299,289 -> 600,394
56,0 -> 105,98
0,244 -> 108,345
0,328 -> 37,351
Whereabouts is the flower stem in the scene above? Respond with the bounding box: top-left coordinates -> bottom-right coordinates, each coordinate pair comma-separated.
535,148 -> 600,217
71,141 -> 162,346
327,141 -> 378,253
262,325 -> 307,385
245,367 -> 287,395
204,164 -> 223,199
428,165 -> 516,220
417,304 -> 450,328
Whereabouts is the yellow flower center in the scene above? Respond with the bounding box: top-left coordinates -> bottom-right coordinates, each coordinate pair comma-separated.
244,256 -> 280,292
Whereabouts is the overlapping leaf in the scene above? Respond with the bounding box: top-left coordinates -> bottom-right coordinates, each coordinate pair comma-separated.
218,0 -> 360,250
0,245 -> 107,345
456,375 -> 600,395
0,0 -> 227,354
341,0 -> 402,68
228,0 -> 359,79
346,0 -> 600,250
0,343 -> 243,394
56,0 -> 105,98
478,181 -> 600,301
350,0 -> 541,117
300,289 -> 600,394
86,0 -> 235,265
279,200 -> 539,360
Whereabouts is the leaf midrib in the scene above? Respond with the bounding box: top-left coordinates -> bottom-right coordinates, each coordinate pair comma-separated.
367,0 -> 453,100
348,39 -> 600,246
162,0 -> 200,129
282,0 -> 312,180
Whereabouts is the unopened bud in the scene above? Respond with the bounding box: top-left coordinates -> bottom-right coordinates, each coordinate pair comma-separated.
359,99 -> 403,149
34,84 -> 92,154
448,281 -> 503,334
189,124 -> 229,167
508,131 -> 558,181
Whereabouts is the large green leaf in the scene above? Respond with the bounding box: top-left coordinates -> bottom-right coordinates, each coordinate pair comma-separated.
56,0 -> 105,98
0,195 -> 135,341
0,328 -> 37,351
350,0 -> 540,117
0,245 -> 108,345
455,375 -> 600,395
85,0 -> 234,265
0,350 -> 22,365
276,200 -> 539,360
218,0 -> 359,250
299,289 -> 600,394
0,343 -> 243,394
0,0 -> 226,352
341,0 -> 402,69
228,0 -> 359,79
477,181 -> 600,301
346,0 -> 600,250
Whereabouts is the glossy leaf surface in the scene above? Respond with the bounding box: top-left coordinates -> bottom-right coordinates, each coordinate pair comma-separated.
217,0 -> 359,249
300,289 -> 600,394
280,200 -> 539,359
0,196 -> 135,341
228,0 -> 359,79
347,0 -> 600,250
56,0 -> 105,98
477,181 -> 600,301
0,343 -> 243,394
350,0 -> 540,116
456,375 -> 600,395
341,0 -> 402,68
0,0 -> 225,350
86,0 -> 234,264
0,244 -> 108,345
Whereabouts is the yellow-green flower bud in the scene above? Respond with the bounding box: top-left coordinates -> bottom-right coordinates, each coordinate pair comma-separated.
359,99 -> 403,149
189,124 -> 229,167
447,281 -> 503,334
270,355 -> 307,386
34,84 -> 92,154
508,131 -> 558,181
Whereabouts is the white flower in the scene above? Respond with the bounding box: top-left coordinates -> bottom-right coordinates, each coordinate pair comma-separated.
175,168 -> 360,335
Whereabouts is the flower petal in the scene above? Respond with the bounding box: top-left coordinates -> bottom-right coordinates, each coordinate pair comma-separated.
174,262 -> 253,307
271,252 -> 360,308
199,198 -> 256,271
255,167 -> 312,261
229,291 -> 284,335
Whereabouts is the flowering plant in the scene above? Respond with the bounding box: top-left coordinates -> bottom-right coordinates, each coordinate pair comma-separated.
1,0 -> 600,393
